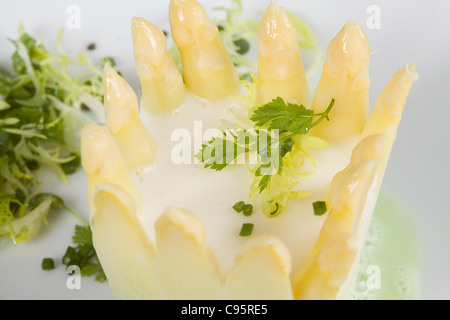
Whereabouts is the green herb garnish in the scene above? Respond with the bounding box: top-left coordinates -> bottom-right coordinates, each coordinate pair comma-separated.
198,98 -> 333,190
242,204 -> 253,217
239,223 -> 254,237
41,258 -> 55,271
250,97 -> 334,138
197,97 -> 334,217
312,201 -> 327,216
62,225 -> 107,283
233,201 -> 253,216
233,201 -> 246,212
249,97 -> 334,192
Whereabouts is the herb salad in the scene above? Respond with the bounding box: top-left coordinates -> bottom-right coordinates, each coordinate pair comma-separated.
0,25 -> 109,283
0,25 -> 107,244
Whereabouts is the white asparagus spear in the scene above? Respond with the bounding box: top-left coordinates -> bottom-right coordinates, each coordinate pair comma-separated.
132,17 -> 186,113
310,21 -> 370,143
256,2 -> 310,106
294,66 -> 418,300
104,64 -> 156,169
224,235 -> 293,299
80,124 -> 140,222
92,184 -> 158,299
155,207 -> 222,299
169,0 -> 239,100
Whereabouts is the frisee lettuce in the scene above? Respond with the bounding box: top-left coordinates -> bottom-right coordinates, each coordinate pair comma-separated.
0,25 -> 106,244
0,196 -> 52,244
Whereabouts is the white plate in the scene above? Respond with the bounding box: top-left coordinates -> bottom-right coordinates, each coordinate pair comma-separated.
0,0 -> 449,300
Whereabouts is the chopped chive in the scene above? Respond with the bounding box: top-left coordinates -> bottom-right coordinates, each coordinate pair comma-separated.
239,223 -> 254,237
42,258 -> 55,271
233,201 -> 246,212
242,204 -> 253,216
313,201 -> 327,216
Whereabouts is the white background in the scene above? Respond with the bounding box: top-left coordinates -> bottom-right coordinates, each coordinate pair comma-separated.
0,0 -> 449,300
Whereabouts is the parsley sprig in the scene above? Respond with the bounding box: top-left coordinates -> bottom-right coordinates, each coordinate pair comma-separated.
250,97 -> 334,192
62,225 -> 107,283
250,97 -> 334,139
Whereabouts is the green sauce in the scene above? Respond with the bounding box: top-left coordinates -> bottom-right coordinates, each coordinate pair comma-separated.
347,190 -> 421,300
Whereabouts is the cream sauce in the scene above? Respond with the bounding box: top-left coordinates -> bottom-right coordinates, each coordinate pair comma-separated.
133,92 -> 358,274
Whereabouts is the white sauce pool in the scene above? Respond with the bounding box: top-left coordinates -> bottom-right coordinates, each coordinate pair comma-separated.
133,92 -> 358,274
